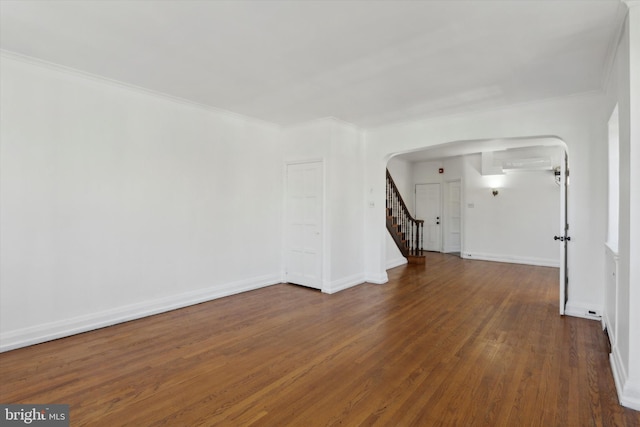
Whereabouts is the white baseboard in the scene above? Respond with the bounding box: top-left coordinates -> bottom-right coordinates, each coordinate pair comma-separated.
564,301 -> 602,320
322,273 -> 366,294
0,274 -> 281,353
460,252 -> 559,268
610,347 -> 640,411
386,256 -> 408,270
365,271 -> 388,285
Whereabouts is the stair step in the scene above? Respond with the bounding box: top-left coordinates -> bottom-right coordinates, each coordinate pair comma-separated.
407,252 -> 426,264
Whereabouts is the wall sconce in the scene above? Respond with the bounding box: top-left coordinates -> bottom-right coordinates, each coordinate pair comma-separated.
492,189 -> 499,197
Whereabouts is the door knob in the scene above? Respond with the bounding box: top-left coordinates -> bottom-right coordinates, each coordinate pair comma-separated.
554,236 -> 564,241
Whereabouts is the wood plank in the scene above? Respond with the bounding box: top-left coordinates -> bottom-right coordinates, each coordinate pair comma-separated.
1,253 -> 638,426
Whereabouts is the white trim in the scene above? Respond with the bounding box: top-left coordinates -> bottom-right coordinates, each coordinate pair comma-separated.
365,272 -> 389,285
0,275 -> 281,353
601,2 -> 632,91
460,252 -> 559,268
443,178 -> 463,254
0,49 -> 280,130
322,273 -> 366,294
620,382 -> 640,411
605,242 -> 620,260
611,345 -> 628,401
564,301 -> 602,321
386,256 -> 408,270
611,348 -> 640,411
603,243 -> 619,347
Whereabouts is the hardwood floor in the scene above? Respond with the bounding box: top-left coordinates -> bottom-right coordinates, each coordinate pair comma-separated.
1,253 -> 638,426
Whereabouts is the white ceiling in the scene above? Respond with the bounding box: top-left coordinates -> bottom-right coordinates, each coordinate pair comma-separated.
393,136 -> 565,163
0,0 -> 625,128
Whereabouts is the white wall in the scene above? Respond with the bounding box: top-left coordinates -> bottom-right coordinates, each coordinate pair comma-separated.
328,120 -> 365,290
462,154 -> 560,267
413,160 -> 443,187
0,54 -> 283,351
364,93 -> 606,319
282,118 -> 365,293
601,2 -> 640,411
628,4 -> 640,411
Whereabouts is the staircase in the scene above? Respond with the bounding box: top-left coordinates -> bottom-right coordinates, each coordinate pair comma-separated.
386,169 -> 426,264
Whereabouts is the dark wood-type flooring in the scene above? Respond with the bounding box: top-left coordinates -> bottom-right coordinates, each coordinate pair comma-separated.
1,253 -> 639,426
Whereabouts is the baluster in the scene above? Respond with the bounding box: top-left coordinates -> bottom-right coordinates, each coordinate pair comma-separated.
412,220 -> 416,254
388,179 -> 391,216
408,221 -> 413,254
392,189 -> 396,220
389,178 -> 392,217
397,194 -> 400,228
387,179 -> 390,216
393,191 -> 397,222
384,176 -> 389,215
406,214 -> 409,248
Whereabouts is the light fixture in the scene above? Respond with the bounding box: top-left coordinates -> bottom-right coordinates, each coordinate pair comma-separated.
492,189 -> 499,196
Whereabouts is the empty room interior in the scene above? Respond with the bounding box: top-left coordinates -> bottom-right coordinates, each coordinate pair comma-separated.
1,0 -> 639,425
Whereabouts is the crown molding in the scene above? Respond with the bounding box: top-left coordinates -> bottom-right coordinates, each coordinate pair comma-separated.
0,49 -> 281,130
600,1 -> 631,91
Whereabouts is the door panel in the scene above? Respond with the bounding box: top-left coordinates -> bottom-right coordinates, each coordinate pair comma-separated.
446,180 -> 462,253
415,183 -> 441,252
286,162 -> 322,289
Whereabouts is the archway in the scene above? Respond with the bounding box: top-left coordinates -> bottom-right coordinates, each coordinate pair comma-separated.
384,136 -> 569,314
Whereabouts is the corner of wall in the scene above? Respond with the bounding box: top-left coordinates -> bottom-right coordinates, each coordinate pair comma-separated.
364,271 -> 389,285
611,348 -> 640,410
322,274 -> 366,294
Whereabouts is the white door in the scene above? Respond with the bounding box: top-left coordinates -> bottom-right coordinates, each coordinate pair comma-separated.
285,162 -> 322,289
445,180 -> 462,253
415,183 -> 441,252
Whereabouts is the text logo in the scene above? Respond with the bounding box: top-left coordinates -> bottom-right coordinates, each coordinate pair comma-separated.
0,405 -> 68,426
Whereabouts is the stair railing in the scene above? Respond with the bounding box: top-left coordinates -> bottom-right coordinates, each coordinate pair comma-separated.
386,169 -> 424,257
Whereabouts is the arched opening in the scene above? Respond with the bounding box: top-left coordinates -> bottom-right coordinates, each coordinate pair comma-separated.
384,136 -> 569,313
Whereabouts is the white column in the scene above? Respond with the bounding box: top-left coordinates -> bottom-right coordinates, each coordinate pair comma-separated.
624,0 -> 640,411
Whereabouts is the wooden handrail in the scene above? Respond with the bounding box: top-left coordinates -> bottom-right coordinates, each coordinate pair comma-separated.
386,169 -> 424,257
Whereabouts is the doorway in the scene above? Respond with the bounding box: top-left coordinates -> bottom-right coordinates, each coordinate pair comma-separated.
285,161 -> 323,290
444,179 -> 462,254
387,137 -> 568,314
415,183 -> 441,252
